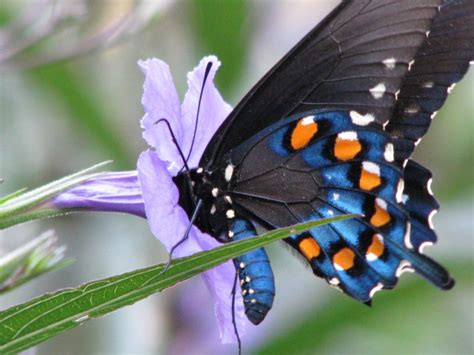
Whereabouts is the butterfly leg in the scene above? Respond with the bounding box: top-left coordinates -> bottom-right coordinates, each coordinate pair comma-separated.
230,218 -> 275,325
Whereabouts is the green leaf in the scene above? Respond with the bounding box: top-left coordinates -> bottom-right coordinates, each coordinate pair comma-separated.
0,230 -> 72,294
0,214 -> 355,353
0,188 -> 28,206
0,161 -> 111,230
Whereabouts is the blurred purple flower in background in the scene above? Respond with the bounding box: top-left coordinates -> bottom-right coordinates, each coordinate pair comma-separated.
47,56 -> 249,343
51,171 -> 145,217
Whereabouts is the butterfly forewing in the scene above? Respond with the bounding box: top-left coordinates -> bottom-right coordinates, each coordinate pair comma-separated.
201,0 -> 444,167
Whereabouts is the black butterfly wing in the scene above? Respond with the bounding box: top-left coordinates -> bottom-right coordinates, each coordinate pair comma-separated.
386,0 -> 474,162
199,0 -> 473,304
202,0 -> 445,168
226,110 -> 452,302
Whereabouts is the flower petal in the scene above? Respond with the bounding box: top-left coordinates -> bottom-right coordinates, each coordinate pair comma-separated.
50,171 -> 146,217
139,58 -> 184,175
137,149 -> 201,254
197,234 -> 250,343
181,55 -> 232,168
137,149 -> 248,343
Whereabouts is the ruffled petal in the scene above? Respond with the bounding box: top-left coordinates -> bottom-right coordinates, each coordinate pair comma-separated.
137,57 -> 245,344
137,149 -> 201,254
139,59 -> 184,175
181,55 -> 232,168
50,171 -> 146,217
137,149 -> 248,343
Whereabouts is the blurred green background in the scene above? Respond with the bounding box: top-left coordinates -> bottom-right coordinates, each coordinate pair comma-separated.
0,0 -> 472,354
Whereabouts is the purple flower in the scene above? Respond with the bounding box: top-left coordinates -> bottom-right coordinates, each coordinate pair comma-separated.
137,56 -> 248,343
47,56 -> 249,343
50,171 -> 145,217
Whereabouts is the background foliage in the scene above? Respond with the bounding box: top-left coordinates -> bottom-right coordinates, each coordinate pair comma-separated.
1,0 -> 472,354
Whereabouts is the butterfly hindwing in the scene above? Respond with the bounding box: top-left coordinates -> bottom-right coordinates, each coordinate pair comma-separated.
227,110 -> 452,302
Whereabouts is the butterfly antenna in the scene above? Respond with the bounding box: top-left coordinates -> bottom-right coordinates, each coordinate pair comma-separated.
155,118 -> 190,172
185,61 -> 213,163
232,271 -> 242,354
161,199 -> 204,274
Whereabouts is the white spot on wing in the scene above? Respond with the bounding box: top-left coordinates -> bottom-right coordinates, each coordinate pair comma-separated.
395,89 -> 401,101
333,193 -> 340,201
362,161 -> 380,176
329,278 -> 340,286
419,241 -> 433,254
350,111 -> 375,126
384,143 -> 394,162
366,235 -> 384,261
404,222 -> 413,249
301,115 -> 315,125
383,57 -> 396,69
226,209 -> 235,219
422,81 -> 435,88
210,204 -> 216,214
427,178 -> 434,196
225,195 -> 232,204
375,198 -> 387,210
428,209 -> 438,229
447,83 -> 456,94
402,194 -> 409,204
212,187 -> 219,197
338,131 -> 358,141
425,30 -> 430,38
225,164 -> 234,182
327,210 -> 334,216
396,260 -> 414,277
405,104 -> 418,114
408,59 -> 415,71
369,83 -> 386,99
396,179 -> 405,203
369,283 -> 384,298
431,111 -> 438,119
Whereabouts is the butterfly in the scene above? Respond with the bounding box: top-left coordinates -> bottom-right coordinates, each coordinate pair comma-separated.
175,0 -> 474,325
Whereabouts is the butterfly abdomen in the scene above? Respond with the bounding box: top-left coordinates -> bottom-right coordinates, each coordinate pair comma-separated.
231,219 -> 275,325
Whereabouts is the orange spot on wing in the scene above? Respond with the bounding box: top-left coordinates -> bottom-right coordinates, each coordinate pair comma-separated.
370,201 -> 391,227
291,119 -> 318,150
366,234 -> 384,260
360,168 -> 381,190
299,237 -> 321,260
334,135 -> 362,161
333,248 -> 355,270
